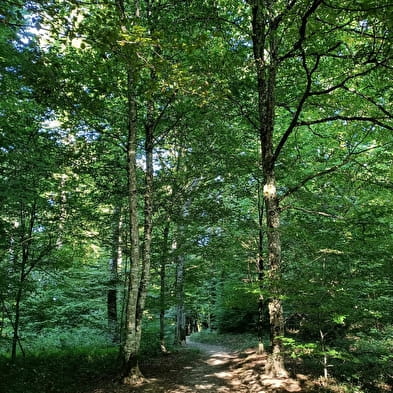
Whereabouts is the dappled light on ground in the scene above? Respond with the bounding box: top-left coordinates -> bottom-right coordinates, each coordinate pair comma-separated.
89,342 -> 307,393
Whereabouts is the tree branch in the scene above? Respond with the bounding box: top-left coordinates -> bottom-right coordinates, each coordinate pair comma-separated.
322,0 -> 390,12
297,115 -> 393,131
280,141 -> 389,201
227,95 -> 259,129
309,62 -> 382,96
280,159 -> 349,201
273,50 -> 320,163
281,205 -> 344,219
272,0 -> 298,30
151,92 -> 177,134
279,0 -> 323,62
342,86 -> 393,119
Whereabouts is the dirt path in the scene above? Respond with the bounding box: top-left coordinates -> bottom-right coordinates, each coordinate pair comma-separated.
90,339 -> 304,393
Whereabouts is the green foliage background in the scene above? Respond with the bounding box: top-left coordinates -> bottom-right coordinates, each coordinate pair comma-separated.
0,0 -> 392,391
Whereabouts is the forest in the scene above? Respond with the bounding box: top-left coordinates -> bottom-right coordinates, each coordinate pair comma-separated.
0,0 -> 392,392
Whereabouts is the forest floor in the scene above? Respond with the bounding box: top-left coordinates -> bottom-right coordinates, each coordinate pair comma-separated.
87,339 -> 315,393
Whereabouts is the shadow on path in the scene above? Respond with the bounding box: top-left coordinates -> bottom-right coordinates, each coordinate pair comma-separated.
89,339 -> 305,393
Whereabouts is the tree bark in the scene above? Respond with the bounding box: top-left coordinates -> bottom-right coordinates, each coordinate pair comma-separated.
173,193 -> 194,346
249,0 -> 288,377
257,179 -> 265,354
113,0 -> 152,383
11,286 -> 23,362
11,202 -> 37,361
174,241 -> 186,346
108,206 -> 122,343
134,98 -> 154,354
159,218 -> 170,351
115,0 -> 157,382
121,63 -> 144,384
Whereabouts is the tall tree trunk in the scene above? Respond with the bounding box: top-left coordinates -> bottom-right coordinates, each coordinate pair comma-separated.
159,218 -> 170,351
115,0 -> 150,383
11,286 -> 23,362
135,1 -> 156,351
249,0 -> 288,377
173,194 -> 194,346
134,100 -> 154,354
121,63 -> 143,384
11,203 -> 35,361
108,206 -> 122,343
116,0 -> 156,383
257,179 -> 265,354
174,249 -> 186,345
264,174 -> 287,377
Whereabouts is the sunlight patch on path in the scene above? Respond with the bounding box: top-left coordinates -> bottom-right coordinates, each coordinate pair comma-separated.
186,338 -> 302,393
205,353 -> 234,366
103,340 -> 303,393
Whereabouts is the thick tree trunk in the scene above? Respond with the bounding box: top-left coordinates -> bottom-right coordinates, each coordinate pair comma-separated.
264,177 -> 287,377
249,0 -> 288,377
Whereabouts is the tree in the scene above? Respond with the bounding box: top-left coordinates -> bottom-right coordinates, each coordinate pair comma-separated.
244,0 -> 393,377
0,9 -> 73,359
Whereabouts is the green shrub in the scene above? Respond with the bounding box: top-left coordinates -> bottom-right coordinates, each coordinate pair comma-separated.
214,278 -> 260,333
22,327 -> 112,353
330,328 -> 393,389
190,330 -> 258,351
0,346 -> 119,393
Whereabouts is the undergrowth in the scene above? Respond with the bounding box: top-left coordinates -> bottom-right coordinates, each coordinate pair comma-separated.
189,330 -> 260,351
0,324 -> 183,393
0,346 -> 119,393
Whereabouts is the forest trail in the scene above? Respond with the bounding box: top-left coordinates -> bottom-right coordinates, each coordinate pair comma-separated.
91,339 -> 304,393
